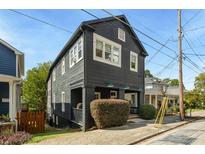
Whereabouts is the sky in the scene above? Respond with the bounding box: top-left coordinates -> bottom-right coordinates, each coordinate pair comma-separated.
0,9 -> 204,90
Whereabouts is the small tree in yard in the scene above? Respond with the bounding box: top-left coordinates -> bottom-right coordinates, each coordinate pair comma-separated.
22,62 -> 51,111
184,90 -> 200,117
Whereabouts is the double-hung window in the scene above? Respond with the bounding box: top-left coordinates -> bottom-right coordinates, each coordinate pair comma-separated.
61,91 -> 65,112
69,36 -> 83,68
61,58 -> 65,75
52,69 -> 56,82
78,40 -> 83,60
93,33 -> 121,67
130,51 -> 138,72
96,40 -> 103,58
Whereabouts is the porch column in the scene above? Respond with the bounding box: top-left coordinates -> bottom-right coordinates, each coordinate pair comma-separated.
149,94 -> 152,104
12,83 -> 16,119
119,89 -> 125,99
9,81 -> 13,119
82,86 -> 95,132
155,95 -> 158,109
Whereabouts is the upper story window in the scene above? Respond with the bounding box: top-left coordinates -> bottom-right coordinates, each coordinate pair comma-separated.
61,58 -> 65,75
145,85 -> 153,89
118,28 -> 125,42
130,51 -> 138,72
93,33 -> 121,67
69,36 -> 83,68
61,91 -> 65,112
47,79 -> 51,91
52,69 -> 56,82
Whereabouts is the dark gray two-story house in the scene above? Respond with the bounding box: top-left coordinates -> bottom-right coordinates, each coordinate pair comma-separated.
46,15 -> 148,131
0,39 -> 24,120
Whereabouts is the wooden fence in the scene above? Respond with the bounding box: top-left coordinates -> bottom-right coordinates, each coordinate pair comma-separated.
16,111 -> 45,134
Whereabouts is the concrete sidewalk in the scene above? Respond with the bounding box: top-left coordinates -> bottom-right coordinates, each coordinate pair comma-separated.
37,111 -> 205,145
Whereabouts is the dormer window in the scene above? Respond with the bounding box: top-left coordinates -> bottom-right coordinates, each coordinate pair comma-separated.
118,28 -> 125,42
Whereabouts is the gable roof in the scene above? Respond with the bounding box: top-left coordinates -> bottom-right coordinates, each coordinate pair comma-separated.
0,38 -> 25,76
47,15 -> 148,81
0,38 -> 24,55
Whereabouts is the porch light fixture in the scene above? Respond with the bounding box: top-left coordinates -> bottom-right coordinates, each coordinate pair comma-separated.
106,80 -> 114,88
124,86 -> 130,90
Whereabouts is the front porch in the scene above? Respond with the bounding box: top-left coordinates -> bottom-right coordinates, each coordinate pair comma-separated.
70,86 -> 142,130
0,74 -> 21,120
145,94 -> 179,109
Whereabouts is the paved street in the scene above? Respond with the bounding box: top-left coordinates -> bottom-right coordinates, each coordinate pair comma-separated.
139,118 -> 205,145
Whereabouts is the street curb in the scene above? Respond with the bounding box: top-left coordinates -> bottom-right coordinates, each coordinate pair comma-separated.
128,116 -> 204,145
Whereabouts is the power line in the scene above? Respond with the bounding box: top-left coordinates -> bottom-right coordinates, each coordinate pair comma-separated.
8,9 -> 73,34
101,9 -> 203,72
146,38 -> 171,66
183,34 -> 205,66
184,53 -> 205,56
101,9 -> 178,56
118,9 -> 161,38
81,9 -> 202,74
182,10 -> 202,27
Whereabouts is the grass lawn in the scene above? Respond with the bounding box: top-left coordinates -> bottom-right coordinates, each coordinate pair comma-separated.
27,125 -> 80,144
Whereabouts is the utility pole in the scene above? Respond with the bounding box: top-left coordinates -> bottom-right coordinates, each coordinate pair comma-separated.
178,9 -> 185,120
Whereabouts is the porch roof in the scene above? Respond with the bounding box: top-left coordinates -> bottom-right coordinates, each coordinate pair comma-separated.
0,74 -> 21,82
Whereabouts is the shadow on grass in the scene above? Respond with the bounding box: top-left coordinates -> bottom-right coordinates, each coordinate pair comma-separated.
27,126 -> 80,144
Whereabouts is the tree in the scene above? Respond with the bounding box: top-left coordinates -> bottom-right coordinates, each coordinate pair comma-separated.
184,90 -> 201,116
163,78 -> 179,86
145,69 -> 153,78
22,62 -> 52,111
169,79 -> 179,86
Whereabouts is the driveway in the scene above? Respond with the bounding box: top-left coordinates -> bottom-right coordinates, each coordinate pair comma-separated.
36,112 -> 204,145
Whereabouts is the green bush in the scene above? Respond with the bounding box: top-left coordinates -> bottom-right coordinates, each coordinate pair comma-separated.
90,99 -> 130,129
139,104 -> 157,120
169,106 -> 179,113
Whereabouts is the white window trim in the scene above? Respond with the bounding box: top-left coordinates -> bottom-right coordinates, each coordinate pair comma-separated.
93,33 -> 122,68
69,36 -> 84,68
61,57 -> 65,75
61,91 -> 65,112
130,51 -> 138,72
118,28 -> 126,42
110,90 -> 118,99
53,69 -> 56,82
95,92 -> 101,99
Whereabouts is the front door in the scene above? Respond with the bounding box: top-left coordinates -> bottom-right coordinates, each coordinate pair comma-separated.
124,93 -> 138,107
0,82 -> 9,115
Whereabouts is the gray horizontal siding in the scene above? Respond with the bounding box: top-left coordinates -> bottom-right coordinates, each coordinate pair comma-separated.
84,20 -> 145,90
50,34 -> 84,121
0,43 -> 16,76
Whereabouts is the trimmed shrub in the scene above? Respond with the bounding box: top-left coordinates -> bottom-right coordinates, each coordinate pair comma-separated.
0,131 -> 32,145
90,99 -> 130,129
139,104 -> 157,120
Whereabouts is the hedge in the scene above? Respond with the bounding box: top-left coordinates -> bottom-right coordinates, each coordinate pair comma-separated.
139,104 -> 157,120
90,99 -> 130,129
